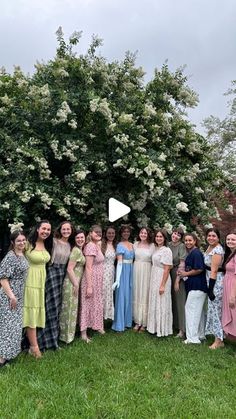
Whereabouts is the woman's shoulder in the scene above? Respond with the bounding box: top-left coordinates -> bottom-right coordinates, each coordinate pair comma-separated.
210,244 -> 224,255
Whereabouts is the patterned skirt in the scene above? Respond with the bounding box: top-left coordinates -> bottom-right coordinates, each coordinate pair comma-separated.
37,263 -> 67,350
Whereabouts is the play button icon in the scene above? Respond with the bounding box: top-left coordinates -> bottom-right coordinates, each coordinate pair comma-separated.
108,198 -> 131,222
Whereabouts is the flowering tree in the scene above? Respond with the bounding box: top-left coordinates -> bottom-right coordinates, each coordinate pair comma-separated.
0,28 -> 226,233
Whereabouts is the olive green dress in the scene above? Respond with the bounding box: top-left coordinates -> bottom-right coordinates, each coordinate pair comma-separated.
23,244 -> 51,328
59,247 -> 85,343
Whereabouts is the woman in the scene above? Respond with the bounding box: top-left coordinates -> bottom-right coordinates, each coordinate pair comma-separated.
37,221 -> 74,351
222,231 -> 236,340
147,229 -> 173,337
204,228 -> 224,349
102,226 -> 116,321
59,229 -> 86,344
0,230 -> 28,367
80,225 -> 104,343
169,228 -> 187,338
133,227 -> 155,332
179,233 -> 207,344
112,225 -> 134,332
23,220 -> 52,358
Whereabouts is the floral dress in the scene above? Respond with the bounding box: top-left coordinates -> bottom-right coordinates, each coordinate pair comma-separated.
147,246 -> 173,337
0,251 -> 28,360
204,244 -> 224,340
79,242 -> 104,331
59,247 -> 85,343
103,245 -> 116,320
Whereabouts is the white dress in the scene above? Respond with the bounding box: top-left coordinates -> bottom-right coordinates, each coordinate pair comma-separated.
133,242 -> 155,327
103,245 -> 116,320
147,246 -> 173,336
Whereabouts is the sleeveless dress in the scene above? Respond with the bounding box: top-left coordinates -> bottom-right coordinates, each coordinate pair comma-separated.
79,242 -> 104,331
59,246 -> 85,343
23,245 -> 50,328
147,246 -> 173,336
0,251 -> 28,360
133,242 -> 155,327
103,245 -> 116,320
204,244 -> 224,340
222,256 -> 236,338
112,243 -> 134,332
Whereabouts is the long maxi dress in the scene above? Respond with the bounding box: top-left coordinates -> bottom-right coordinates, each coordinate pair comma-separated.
23,244 -> 51,328
59,246 -> 85,343
37,239 -> 71,350
132,242 -> 155,327
222,255 -> 236,338
204,244 -> 224,341
168,241 -> 187,333
79,242 -> 104,331
147,246 -> 173,337
103,245 -> 116,320
0,251 -> 28,361
112,243 -> 134,332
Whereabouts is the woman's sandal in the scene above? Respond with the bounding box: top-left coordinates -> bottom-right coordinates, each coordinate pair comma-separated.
81,337 -> 92,344
139,326 -> 146,333
0,359 -> 9,368
133,324 -> 140,331
28,346 -> 42,359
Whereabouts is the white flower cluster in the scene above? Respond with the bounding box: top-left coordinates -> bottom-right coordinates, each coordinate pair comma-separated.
20,191 -> 33,203
57,207 -> 70,218
144,161 -> 165,179
178,128 -> 186,139
113,133 -> 129,148
204,223 -> 213,229
55,68 -> 69,78
8,222 -> 24,233
63,149 -> 77,162
136,214 -> 150,227
164,222 -> 173,234
52,101 -> 72,124
90,98 -> 112,122
34,157 -> 51,179
0,94 -> 11,106
187,141 -> 202,155
36,189 -> 52,209
178,87 -> 199,107
143,102 -> 156,119
68,119 -> 77,129
74,170 -> 90,181
158,152 -> 167,162
178,223 -> 187,233
195,187 -> 204,194
176,202 -> 189,213
119,113 -> 133,124
199,201 -> 208,210
131,192 -> 148,211
2,202 -> 10,209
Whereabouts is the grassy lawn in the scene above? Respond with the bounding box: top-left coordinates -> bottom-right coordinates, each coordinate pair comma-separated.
0,327 -> 236,419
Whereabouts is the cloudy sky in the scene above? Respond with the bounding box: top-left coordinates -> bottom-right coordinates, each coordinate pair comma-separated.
1,0 -> 235,132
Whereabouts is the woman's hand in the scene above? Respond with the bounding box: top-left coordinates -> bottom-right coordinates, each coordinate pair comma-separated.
159,284 -> 165,295
9,295 -> 17,309
174,279 -> 180,292
86,285 -> 93,298
73,281 -> 79,297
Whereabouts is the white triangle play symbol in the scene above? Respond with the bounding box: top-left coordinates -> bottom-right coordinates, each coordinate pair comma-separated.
108,198 -> 131,222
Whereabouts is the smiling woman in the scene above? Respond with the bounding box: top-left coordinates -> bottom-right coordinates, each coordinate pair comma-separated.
23,220 -> 53,358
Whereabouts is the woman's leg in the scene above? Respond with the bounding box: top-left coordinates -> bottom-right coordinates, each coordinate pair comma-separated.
26,327 -> 42,358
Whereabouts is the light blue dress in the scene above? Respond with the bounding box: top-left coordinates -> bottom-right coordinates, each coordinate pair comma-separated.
112,243 -> 134,332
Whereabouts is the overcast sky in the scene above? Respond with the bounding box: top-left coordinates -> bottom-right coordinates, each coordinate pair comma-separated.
1,0 -> 235,133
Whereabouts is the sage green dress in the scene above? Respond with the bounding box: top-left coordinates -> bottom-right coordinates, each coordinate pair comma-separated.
23,244 -> 51,328
59,247 -> 85,343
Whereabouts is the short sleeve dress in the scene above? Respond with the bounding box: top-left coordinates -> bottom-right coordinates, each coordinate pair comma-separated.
79,242 -> 104,331
147,246 -> 173,337
222,256 -> 236,338
132,242 -> 155,327
204,244 -> 224,340
23,244 -> 51,328
59,246 -> 85,343
103,245 -> 116,320
112,243 -> 134,332
0,251 -> 29,360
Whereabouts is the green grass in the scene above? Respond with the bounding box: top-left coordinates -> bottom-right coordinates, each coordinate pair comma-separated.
1,327 -> 236,419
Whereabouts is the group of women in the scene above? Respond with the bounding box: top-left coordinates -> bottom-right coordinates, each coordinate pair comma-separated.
0,220 -> 236,368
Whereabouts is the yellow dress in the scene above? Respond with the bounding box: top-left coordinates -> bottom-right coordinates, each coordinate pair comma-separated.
23,244 -> 51,328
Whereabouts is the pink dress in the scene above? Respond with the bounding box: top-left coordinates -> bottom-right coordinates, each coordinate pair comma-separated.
79,242 -> 104,331
222,256 -> 236,338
